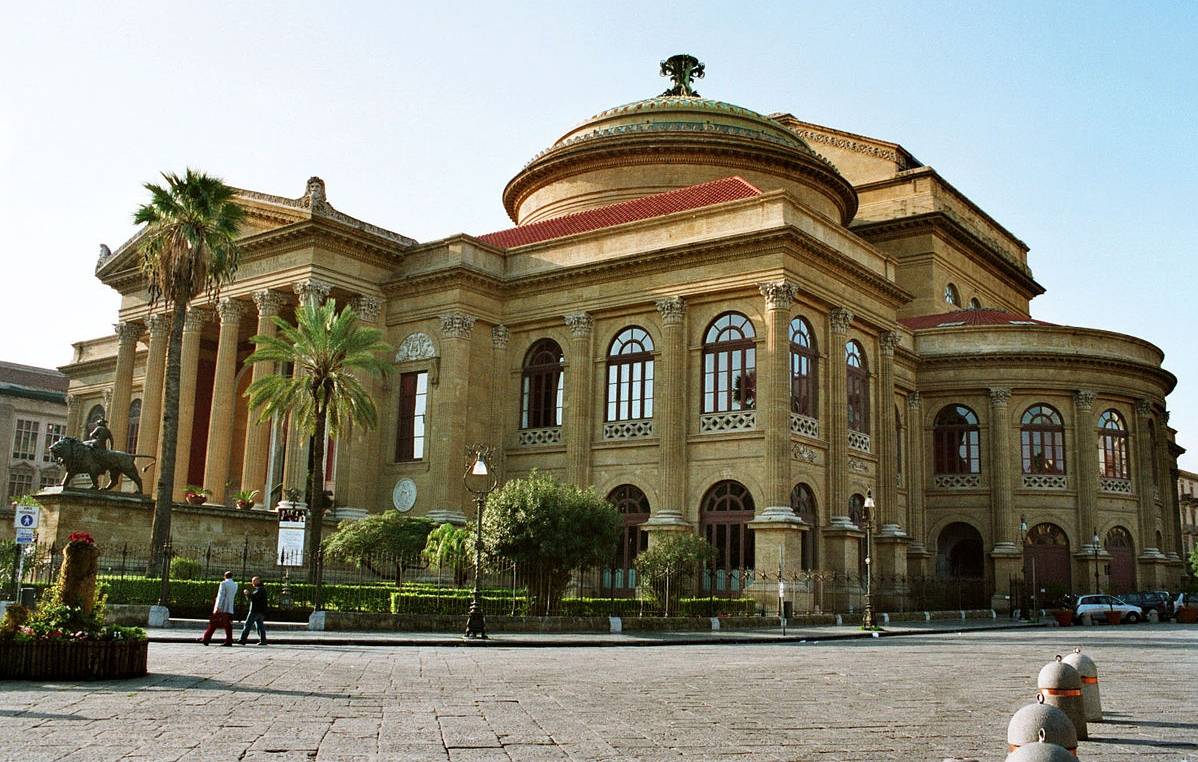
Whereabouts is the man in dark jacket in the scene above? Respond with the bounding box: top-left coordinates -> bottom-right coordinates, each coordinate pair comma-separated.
238,576 -> 268,645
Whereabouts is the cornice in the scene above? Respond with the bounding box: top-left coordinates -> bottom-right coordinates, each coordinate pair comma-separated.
852,211 -> 1045,298
918,352 -> 1177,395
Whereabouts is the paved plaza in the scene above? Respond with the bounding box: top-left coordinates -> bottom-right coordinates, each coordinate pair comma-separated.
1,626 -> 1195,761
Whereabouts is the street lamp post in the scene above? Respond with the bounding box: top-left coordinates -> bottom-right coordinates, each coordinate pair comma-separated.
1092,529 -> 1101,594
862,490 -> 876,630
464,444 -> 498,639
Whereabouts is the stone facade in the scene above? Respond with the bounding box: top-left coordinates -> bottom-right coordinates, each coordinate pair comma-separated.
57,67 -> 1185,603
0,362 -> 68,509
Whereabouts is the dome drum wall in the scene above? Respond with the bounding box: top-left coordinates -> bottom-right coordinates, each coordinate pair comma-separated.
504,96 -> 858,227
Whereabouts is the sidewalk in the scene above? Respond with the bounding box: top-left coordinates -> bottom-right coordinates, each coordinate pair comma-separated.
148,616 -> 1045,647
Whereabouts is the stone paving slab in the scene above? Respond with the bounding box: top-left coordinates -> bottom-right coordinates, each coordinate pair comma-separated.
0,626 -> 1195,760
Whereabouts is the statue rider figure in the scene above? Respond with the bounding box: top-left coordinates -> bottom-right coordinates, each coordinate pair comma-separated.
84,417 -> 113,451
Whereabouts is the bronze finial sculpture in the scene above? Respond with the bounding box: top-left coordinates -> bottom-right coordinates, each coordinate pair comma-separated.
660,54 -> 704,97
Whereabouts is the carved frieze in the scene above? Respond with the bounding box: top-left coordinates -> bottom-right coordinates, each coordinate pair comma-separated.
352,295 -> 383,324
791,443 -> 818,463
848,457 -> 870,473
440,312 -> 476,339
395,332 -> 437,362
491,325 -> 511,350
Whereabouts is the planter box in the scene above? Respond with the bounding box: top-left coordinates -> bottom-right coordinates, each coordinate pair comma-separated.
1104,610 -> 1124,625
1053,610 -> 1074,627
1178,608 -> 1198,624
0,639 -> 147,680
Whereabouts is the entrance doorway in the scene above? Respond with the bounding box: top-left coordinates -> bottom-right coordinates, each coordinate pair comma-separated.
1105,526 -> 1136,594
1023,523 -> 1071,601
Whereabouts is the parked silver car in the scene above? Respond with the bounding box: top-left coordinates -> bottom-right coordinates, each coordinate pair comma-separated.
1073,594 -> 1143,624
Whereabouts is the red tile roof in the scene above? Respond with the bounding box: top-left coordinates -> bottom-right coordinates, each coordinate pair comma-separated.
899,308 -> 1055,331
478,176 -> 762,249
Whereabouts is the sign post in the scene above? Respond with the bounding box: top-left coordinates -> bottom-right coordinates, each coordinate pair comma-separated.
12,503 -> 39,602
276,505 -> 306,567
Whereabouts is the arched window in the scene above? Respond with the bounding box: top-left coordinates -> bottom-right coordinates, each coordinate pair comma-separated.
968,297 -> 982,309
945,283 -> 960,306
702,312 -> 756,413
1097,409 -> 1129,479
790,316 -> 818,418
700,480 -> 755,592
85,404 -> 105,438
606,327 -> 654,422
607,485 -> 650,591
520,340 -> 564,429
933,405 -> 981,474
1021,404 -> 1066,475
790,483 -> 817,570
126,399 -> 142,453
846,340 -> 869,433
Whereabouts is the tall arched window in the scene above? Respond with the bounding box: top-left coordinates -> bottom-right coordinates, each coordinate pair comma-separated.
520,339 -> 564,429
606,327 -> 654,422
945,283 -> 960,307
790,316 -> 817,418
790,483 -> 817,570
700,480 -> 755,592
933,405 -> 981,474
126,399 -> 142,453
846,340 -> 869,433
702,312 -> 756,413
1097,409 -> 1129,479
1021,404 -> 1066,474
607,484 -> 650,592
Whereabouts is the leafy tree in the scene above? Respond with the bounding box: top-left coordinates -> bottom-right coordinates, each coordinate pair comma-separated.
245,299 -> 390,583
634,532 -> 714,614
482,470 -> 620,613
322,512 -> 434,584
422,523 -> 472,585
135,170 -> 245,573
1189,544 -> 1198,579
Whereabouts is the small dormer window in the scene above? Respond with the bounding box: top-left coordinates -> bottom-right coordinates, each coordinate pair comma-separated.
944,283 -> 960,307
969,297 -> 981,309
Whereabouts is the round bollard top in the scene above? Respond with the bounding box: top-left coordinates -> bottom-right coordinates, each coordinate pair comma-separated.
1008,694 -> 1077,750
1037,655 -> 1082,691
1062,647 -> 1097,679
1006,741 -> 1076,762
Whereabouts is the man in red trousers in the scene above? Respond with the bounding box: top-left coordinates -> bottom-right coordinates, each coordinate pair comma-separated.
198,571 -> 238,646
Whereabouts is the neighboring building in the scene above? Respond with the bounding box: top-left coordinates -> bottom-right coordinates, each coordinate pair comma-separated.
59,56 -> 1187,604
1180,469 -> 1197,563
1,361 -> 68,505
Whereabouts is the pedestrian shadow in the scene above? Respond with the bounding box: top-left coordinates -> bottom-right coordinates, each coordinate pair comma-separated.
0,709 -> 92,721
154,675 -> 350,699
0,675 -> 348,700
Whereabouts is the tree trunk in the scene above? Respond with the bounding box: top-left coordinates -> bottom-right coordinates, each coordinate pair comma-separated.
148,299 -> 188,574
306,392 -> 327,584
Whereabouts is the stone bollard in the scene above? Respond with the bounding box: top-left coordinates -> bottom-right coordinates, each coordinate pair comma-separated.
1080,612 -> 1093,626
1037,655 -> 1087,740
1148,609 -> 1159,623
1005,729 -> 1076,761
1007,693 -> 1077,756
1062,646 -> 1102,722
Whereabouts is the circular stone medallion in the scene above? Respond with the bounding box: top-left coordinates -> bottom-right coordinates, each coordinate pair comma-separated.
392,478 -> 417,512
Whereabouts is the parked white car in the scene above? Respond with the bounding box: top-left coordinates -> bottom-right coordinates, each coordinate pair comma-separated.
1074,594 -> 1143,624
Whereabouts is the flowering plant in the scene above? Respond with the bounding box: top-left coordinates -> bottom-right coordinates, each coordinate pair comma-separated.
66,531 -> 95,546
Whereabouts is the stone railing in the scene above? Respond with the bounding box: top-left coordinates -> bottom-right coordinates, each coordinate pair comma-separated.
933,473 -> 981,489
848,430 -> 871,453
603,419 -> 654,440
1022,473 -> 1067,490
699,410 -> 756,434
1099,477 -> 1133,495
518,427 -> 562,447
790,413 -> 819,439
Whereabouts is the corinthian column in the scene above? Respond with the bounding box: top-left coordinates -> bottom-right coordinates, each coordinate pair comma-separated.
564,312 -> 595,486
645,297 -> 691,535
905,393 -> 927,556
138,314 -> 169,491
428,312 -> 475,524
878,332 -> 900,531
827,307 -> 853,522
173,307 -> 211,500
336,295 -> 384,510
491,325 -> 511,468
1072,389 -> 1098,546
989,387 -> 1015,550
758,281 -> 797,514
1134,399 -> 1160,556
240,290 -> 286,504
203,297 -> 248,504
108,322 -> 142,451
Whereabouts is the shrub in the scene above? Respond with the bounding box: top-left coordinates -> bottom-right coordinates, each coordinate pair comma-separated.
483,471 -> 620,614
323,513 -> 435,583
169,557 -> 203,580
634,533 -> 714,614
422,523 -> 472,585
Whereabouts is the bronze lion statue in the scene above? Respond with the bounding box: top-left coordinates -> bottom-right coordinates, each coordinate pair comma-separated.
49,437 -> 155,494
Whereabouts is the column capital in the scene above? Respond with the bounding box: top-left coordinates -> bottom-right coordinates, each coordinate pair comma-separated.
217,297 -> 249,323
352,295 -> 383,324
114,321 -> 142,346
101,387 -> 112,408
758,280 -> 797,311
440,312 -> 476,339
989,387 -> 1012,407
655,296 -> 686,325
1135,399 -> 1154,417
183,308 -> 212,333
880,331 -> 900,356
252,289 -> 288,317
1072,389 -> 1097,412
829,307 -> 853,335
147,313 -> 170,338
293,278 -> 333,305
564,312 -> 593,338
491,325 -> 510,350
907,391 -> 922,409
65,393 -> 79,413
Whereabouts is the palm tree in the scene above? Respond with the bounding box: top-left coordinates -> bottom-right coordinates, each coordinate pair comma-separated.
245,299 -> 390,584
135,170 -> 245,575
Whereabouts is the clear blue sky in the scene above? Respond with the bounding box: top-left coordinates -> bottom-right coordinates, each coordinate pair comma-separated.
1,2 -> 1195,469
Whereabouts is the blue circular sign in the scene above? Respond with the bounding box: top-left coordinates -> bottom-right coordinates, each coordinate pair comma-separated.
19,515 -> 33,527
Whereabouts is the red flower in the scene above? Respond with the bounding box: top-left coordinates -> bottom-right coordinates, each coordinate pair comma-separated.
67,531 -> 95,545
